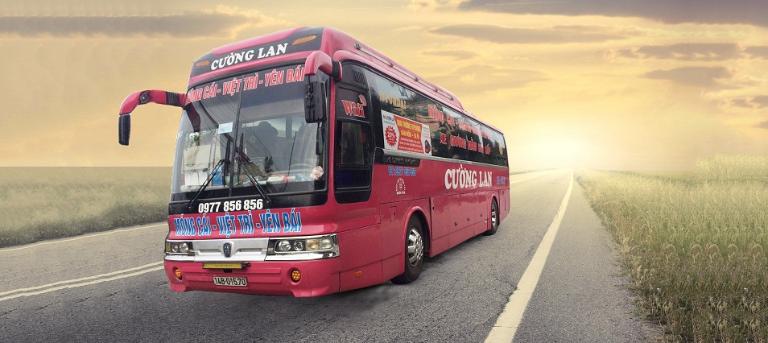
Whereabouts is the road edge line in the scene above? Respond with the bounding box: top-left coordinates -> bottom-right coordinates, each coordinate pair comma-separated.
0,262 -> 165,302
485,171 -> 574,343
0,223 -> 165,252
0,261 -> 164,297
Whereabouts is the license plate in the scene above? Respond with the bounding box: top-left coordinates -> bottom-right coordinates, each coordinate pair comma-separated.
212,276 -> 248,287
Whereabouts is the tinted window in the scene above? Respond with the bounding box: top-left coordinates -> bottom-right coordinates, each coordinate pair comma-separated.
363,67 -> 507,166
334,120 -> 372,190
336,121 -> 372,168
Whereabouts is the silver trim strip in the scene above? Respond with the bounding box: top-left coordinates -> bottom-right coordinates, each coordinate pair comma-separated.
381,149 -> 508,169
265,252 -> 338,261
165,234 -> 341,262
165,238 -> 269,262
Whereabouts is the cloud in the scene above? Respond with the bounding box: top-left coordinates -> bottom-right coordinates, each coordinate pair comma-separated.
408,0 -> 463,10
730,98 -> 753,108
753,96 -> 768,107
730,96 -> 768,108
744,46 -> 768,58
422,49 -> 477,59
460,0 -> 768,27
617,43 -> 741,61
645,66 -> 731,88
756,121 -> 768,129
430,64 -> 546,94
0,10 -> 271,38
431,24 -> 625,44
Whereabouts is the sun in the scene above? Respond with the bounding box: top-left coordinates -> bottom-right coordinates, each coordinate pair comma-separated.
518,136 -> 593,170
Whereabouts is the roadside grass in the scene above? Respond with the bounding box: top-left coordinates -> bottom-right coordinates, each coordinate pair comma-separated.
0,167 -> 170,248
579,156 -> 768,342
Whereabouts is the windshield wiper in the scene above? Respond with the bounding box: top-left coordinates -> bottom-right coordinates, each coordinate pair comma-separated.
235,134 -> 272,206
185,157 -> 228,210
248,130 -> 274,172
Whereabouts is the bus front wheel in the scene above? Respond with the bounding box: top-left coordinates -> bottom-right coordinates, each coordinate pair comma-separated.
392,217 -> 424,284
483,199 -> 500,236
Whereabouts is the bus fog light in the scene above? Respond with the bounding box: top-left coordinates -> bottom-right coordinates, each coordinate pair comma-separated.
173,268 -> 183,280
290,269 -> 301,282
277,240 -> 292,252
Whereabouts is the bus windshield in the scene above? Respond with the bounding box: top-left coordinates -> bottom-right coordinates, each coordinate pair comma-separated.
171,64 -> 325,196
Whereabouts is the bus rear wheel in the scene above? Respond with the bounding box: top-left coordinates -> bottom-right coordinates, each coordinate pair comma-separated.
392,217 -> 424,284
483,199 -> 500,236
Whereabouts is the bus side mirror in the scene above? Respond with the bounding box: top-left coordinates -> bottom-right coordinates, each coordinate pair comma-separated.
305,79 -> 326,123
119,115 -> 131,145
116,90 -> 186,146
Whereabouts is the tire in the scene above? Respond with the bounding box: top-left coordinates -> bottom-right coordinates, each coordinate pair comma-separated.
392,217 -> 425,284
483,199 -> 500,236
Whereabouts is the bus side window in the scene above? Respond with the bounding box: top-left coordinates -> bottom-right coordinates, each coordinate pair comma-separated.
334,120 -> 373,203
336,121 -> 371,168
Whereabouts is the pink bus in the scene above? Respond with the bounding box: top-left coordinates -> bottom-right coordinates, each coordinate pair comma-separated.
117,27 -> 509,297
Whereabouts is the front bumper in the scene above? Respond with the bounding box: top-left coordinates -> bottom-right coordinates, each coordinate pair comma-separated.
164,258 -> 341,297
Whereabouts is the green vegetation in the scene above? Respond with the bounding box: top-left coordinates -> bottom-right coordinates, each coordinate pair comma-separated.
579,156 -> 768,342
0,167 -> 170,248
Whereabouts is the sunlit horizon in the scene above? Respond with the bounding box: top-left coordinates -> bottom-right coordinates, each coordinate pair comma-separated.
0,1 -> 766,170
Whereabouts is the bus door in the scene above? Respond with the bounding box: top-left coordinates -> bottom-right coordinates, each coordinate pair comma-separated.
332,69 -> 383,289
333,79 -> 373,204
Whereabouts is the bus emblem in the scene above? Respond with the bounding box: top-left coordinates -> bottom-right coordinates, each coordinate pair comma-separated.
223,242 -> 232,257
396,178 -> 407,195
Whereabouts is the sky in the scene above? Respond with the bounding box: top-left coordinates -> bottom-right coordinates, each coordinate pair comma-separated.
0,0 -> 766,170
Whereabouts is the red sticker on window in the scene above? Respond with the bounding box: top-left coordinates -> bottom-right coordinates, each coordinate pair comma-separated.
341,94 -> 367,118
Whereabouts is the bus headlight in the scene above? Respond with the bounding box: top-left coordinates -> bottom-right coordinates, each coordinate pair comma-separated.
165,241 -> 194,256
266,234 -> 339,260
276,240 -> 292,252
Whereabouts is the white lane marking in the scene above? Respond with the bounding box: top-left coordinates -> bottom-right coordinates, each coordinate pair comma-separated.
0,261 -> 164,297
0,262 -> 165,302
0,223 -> 165,253
508,169 -> 562,185
508,174 -> 544,185
485,171 -> 574,343
0,169 -> 562,303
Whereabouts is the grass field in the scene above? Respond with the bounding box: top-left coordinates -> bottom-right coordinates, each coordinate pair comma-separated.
579,156 -> 768,342
0,167 -> 170,248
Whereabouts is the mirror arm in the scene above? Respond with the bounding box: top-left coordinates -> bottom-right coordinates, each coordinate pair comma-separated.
303,51 -> 341,80
119,90 -> 187,116
117,90 -> 187,146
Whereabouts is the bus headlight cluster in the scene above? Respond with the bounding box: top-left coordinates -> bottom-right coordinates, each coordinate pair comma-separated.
165,241 -> 194,256
267,234 -> 339,260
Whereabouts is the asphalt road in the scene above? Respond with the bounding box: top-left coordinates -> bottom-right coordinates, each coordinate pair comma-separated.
0,170 -> 654,342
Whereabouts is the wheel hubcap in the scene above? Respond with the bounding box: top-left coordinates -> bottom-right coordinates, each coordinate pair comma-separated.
406,227 -> 424,266
491,205 -> 498,228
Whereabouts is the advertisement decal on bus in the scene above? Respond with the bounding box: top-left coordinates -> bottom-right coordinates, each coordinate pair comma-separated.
381,110 -> 432,155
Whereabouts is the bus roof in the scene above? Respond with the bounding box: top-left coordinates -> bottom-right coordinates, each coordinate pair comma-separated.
188,27 -> 478,121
